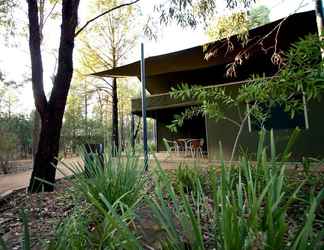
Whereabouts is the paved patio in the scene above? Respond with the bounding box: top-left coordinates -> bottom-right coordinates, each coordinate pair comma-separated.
1,152 -> 322,198
0,153 -> 209,197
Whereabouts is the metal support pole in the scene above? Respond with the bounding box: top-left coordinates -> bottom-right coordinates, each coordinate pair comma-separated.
302,92 -> 310,130
131,113 -> 135,154
141,43 -> 149,170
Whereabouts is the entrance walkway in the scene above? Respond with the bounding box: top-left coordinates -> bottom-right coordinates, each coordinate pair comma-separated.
0,157 -> 81,197
0,154 -> 210,197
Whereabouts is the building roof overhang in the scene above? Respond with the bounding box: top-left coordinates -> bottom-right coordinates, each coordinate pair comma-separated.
90,10 -> 317,94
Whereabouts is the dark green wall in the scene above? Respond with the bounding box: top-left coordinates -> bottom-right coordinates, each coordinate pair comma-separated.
206,98 -> 324,161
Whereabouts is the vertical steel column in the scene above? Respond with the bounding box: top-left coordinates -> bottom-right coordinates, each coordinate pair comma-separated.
140,43 -> 149,170
131,113 -> 135,154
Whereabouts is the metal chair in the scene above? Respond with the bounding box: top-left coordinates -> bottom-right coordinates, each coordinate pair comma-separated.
176,139 -> 186,156
163,138 -> 179,157
188,138 -> 204,158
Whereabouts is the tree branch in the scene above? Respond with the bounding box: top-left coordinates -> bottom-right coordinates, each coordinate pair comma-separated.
49,0 -> 80,109
43,0 -> 59,28
27,0 -> 48,115
74,0 -> 140,38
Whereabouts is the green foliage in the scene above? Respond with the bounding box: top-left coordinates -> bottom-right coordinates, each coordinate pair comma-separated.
206,5 -> 270,43
51,149 -> 145,250
1,139 -> 323,249
147,161 -> 205,249
0,83 -> 32,165
0,114 -> 33,172
51,194 -> 141,250
147,130 -> 324,249
175,163 -> 206,194
248,5 -> 270,28
168,82 -> 239,132
0,0 -> 17,36
169,35 -> 324,133
0,123 -> 18,173
211,130 -> 299,250
50,208 -> 91,249
59,148 -> 146,212
19,209 -> 31,250
156,0 -> 256,28
239,34 -> 324,120
0,209 -> 32,250
207,11 -> 250,43
291,189 -> 324,250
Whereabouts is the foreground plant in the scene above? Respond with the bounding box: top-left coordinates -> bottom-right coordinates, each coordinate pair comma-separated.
50,149 -> 145,250
148,130 -> 324,249
58,148 -> 146,211
147,158 -> 206,249
50,195 -> 141,250
175,163 -> 206,194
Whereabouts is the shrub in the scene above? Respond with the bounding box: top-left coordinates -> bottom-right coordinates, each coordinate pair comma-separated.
147,161 -> 206,249
50,197 -> 141,250
58,148 -> 147,212
51,150 -> 145,249
175,163 -> 206,194
147,130 -> 324,249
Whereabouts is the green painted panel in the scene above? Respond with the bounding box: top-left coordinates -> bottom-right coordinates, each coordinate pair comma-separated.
131,93 -> 198,114
206,98 -> 324,161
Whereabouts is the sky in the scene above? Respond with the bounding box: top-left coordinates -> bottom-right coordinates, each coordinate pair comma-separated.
0,0 -> 315,115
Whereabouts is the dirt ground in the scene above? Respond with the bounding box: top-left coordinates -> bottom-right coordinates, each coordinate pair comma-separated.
0,178 -> 74,249
1,153 -> 323,249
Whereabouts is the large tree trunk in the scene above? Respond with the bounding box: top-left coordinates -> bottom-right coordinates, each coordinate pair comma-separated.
29,111 -> 63,192
32,110 -> 41,164
27,0 -> 80,192
111,77 -> 119,155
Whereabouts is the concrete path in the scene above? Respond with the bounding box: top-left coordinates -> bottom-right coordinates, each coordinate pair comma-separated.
0,154 -> 210,197
0,157 -> 81,196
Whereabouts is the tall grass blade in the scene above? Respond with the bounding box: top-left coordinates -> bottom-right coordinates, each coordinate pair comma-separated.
19,209 -> 31,250
0,237 -> 8,250
281,128 -> 300,162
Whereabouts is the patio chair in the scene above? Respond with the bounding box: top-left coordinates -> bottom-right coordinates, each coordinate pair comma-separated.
188,138 -> 204,158
163,138 -> 179,157
176,139 -> 186,156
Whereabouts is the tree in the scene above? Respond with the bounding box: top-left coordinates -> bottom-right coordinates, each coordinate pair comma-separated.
26,0 -> 140,192
61,88 -> 84,152
0,0 -> 17,43
156,0 -> 256,28
206,5 -> 270,42
0,126 -> 17,174
26,0 -> 80,192
206,12 -> 250,42
248,5 -> 270,28
79,0 -> 142,154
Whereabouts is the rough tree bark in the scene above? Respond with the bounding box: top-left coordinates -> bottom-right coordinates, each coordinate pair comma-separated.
26,0 -> 140,192
32,110 -> 40,163
27,0 -> 80,192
